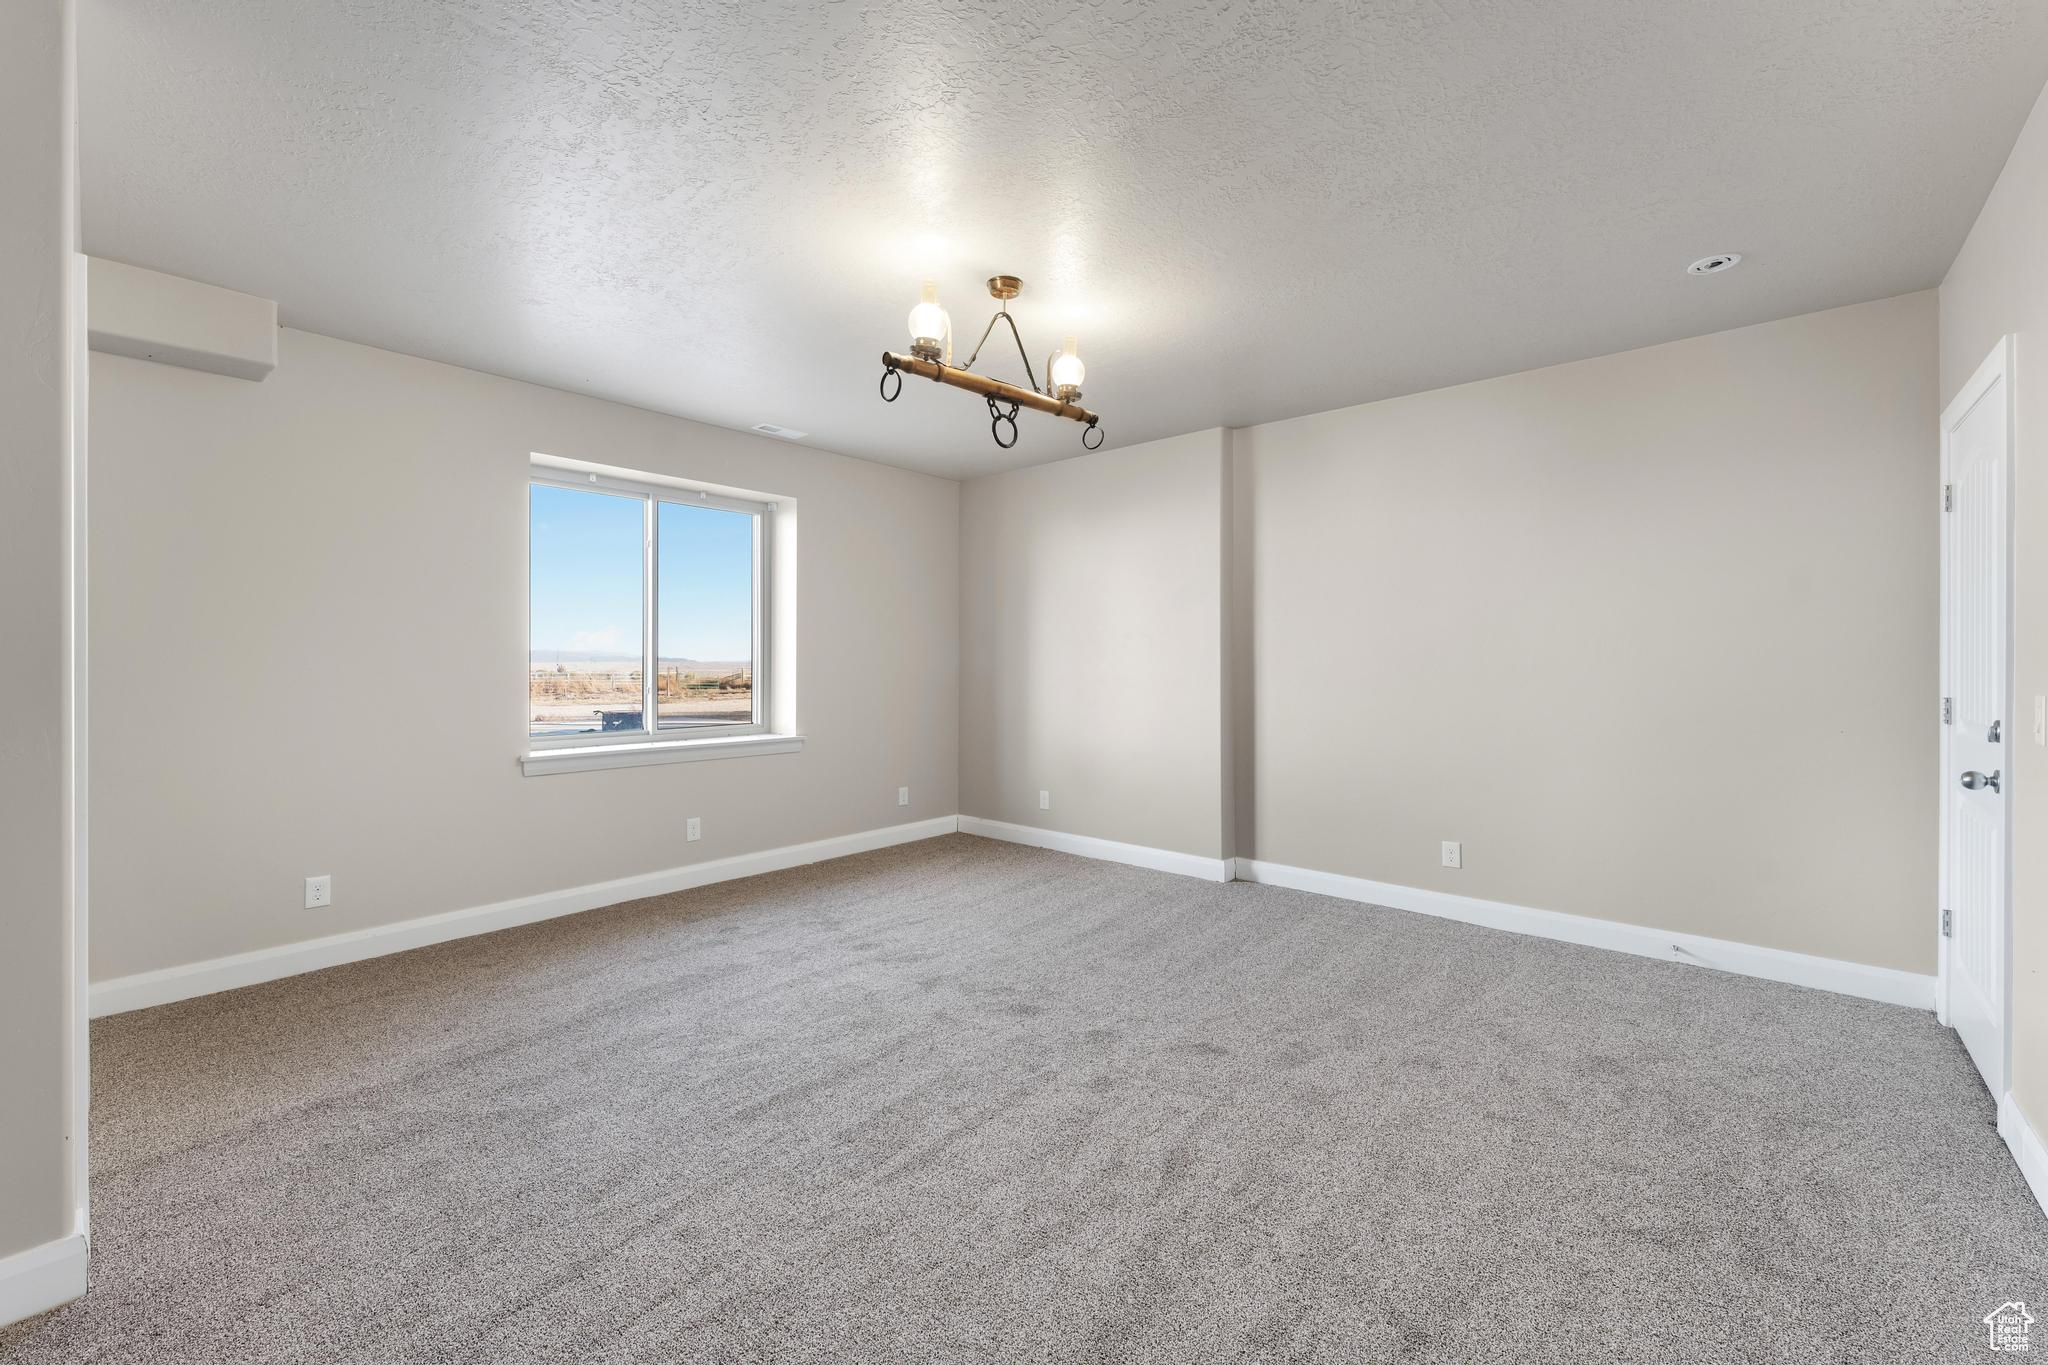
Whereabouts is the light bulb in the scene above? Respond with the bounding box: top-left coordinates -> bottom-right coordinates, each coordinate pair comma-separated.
1050,336 -> 1085,398
907,280 -> 949,360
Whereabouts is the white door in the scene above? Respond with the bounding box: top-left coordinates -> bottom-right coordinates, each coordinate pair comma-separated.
1940,337 -> 2013,1097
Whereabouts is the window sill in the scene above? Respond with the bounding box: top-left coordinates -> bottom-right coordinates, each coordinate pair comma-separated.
520,733 -> 804,777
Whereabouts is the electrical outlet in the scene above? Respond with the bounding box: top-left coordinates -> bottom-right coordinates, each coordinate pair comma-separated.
897,786 -> 910,807
1039,790 -> 1051,810
1441,841 -> 1462,870
304,875 -> 333,909
686,816 -> 702,842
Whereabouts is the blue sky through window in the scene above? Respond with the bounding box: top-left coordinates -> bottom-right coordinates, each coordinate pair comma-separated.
530,484 -> 640,660
657,500 -> 753,664
529,484 -> 753,663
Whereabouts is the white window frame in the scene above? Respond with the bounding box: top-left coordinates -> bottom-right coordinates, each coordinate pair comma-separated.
525,465 -> 776,762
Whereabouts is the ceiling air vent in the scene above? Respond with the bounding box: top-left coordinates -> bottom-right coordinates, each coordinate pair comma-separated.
750,422 -> 807,440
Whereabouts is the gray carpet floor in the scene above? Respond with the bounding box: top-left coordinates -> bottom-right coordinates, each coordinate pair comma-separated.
5,833 -> 2043,1363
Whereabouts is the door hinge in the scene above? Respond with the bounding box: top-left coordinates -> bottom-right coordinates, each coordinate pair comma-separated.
1943,483 -> 1954,512
1942,907 -> 1953,938
1943,697 -> 1954,725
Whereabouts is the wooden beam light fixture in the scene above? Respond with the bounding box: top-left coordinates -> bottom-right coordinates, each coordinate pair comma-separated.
879,275 -> 1104,451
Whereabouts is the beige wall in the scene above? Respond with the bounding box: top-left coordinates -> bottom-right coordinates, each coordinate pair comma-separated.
960,429 -> 1233,860
961,298 -> 1936,974
101,288 -> 1938,997
90,328 -> 959,982
1942,79 -> 2048,1130
1235,292 -> 1938,973
0,0 -> 80,1268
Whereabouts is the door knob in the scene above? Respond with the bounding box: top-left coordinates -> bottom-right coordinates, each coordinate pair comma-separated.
1961,769 -> 2002,792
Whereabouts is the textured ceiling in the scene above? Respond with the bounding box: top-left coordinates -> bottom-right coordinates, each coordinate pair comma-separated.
80,0 -> 2048,478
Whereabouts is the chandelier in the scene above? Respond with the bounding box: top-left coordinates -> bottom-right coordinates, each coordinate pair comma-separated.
879,275 -> 1103,451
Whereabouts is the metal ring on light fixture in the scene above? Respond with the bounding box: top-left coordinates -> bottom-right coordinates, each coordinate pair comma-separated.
987,395 -> 1020,449
879,366 -> 902,402
1082,422 -> 1104,451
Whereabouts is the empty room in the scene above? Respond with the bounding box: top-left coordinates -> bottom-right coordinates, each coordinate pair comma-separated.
6,0 -> 2048,1359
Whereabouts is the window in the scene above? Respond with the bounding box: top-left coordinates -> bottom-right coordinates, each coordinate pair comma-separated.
528,466 -> 772,756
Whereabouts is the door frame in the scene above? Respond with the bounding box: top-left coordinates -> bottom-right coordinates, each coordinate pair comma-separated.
1936,333 -> 2016,1100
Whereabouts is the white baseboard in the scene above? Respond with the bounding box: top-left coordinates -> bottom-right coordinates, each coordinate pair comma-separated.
84,816 -> 1938,1019
1999,1093 -> 2048,1225
90,816 -> 962,1017
0,1230 -> 87,1331
1233,857 -> 1936,1011
958,816 -> 1233,882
